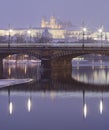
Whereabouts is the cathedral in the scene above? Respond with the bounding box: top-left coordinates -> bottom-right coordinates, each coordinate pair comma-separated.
41,16 -> 62,29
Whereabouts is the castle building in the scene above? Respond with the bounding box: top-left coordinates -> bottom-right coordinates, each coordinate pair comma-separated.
0,16 -> 108,43
41,16 -> 62,29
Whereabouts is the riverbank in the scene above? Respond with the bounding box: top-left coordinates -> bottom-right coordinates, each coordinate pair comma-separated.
0,79 -> 33,88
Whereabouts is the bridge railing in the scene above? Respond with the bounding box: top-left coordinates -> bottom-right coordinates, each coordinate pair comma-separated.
0,42 -> 109,48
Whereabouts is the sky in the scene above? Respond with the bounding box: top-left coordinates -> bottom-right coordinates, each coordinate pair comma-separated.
0,0 -> 109,30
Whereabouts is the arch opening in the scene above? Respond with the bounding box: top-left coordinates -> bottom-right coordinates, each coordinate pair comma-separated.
3,54 -> 42,79
3,54 -> 41,65
72,54 -> 109,85
72,54 -> 109,67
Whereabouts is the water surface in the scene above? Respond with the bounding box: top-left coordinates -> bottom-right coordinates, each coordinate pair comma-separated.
0,63 -> 109,130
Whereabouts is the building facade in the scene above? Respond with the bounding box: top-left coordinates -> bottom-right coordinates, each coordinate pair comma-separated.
0,16 -> 109,43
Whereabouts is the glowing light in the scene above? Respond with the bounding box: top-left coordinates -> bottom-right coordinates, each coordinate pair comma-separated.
83,27 -> 87,32
83,103 -> 87,118
8,55 -> 11,58
99,99 -> 103,115
27,97 -> 32,112
98,28 -> 103,33
8,67 -> 11,76
50,91 -> 56,100
9,102 -> 13,115
24,65 -> 27,74
8,29 -> 13,39
27,30 -> 31,34
9,29 -> 13,33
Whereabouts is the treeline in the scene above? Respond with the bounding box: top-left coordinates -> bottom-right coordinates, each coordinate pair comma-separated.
0,28 -> 52,43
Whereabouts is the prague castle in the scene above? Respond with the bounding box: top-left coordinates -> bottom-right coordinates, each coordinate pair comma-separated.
41,16 -> 62,29
0,16 -> 108,42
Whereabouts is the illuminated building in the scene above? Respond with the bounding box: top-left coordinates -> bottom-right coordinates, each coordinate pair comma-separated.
41,16 -> 62,29
0,16 -> 108,42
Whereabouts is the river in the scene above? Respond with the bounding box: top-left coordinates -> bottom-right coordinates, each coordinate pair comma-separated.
0,62 -> 109,130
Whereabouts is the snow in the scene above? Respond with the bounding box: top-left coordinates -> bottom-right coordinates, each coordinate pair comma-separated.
0,79 -> 33,88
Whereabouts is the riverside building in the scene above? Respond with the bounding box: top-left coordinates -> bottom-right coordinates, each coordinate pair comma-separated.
0,16 -> 108,43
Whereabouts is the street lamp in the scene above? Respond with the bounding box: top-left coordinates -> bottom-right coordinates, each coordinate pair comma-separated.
8,29 -> 13,48
27,30 -> 31,43
82,27 -> 87,48
98,28 -> 103,47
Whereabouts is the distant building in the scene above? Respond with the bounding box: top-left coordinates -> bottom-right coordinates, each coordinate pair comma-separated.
0,16 -> 108,43
41,16 -> 62,29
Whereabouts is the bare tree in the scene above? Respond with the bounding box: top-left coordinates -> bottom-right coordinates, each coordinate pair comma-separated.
39,28 -> 52,43
33,32 -> 42,43
14,34 -> 26,43
0,36 -> 7,43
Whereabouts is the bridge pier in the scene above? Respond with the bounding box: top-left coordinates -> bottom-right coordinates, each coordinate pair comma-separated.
41,59 -> 51,69
41,58 -> 72,70
51,58 -> 72,70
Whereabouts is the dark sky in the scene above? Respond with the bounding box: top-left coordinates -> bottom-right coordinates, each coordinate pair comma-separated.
0,0 -> 109,30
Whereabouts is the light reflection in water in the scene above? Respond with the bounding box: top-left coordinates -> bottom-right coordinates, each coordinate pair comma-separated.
24,65 -> 27,75
72,66 -> 109,85
3,90 -> 109,119
5,89 -> 108,118
83,103 -> 87,119
99,99 -> 103,115
27,97 -> 32,112
3,62 -> 41,80
9,102 -> 13,115
99,92 -> 104,115
8,67 -> 11,76
83,91 -> 87,119
2,59 -> 109,120
50,91 -> 56,100
8,90 -> 13,115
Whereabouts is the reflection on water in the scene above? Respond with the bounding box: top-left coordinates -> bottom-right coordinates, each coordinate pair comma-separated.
1,89 -> 108,117
83,103 -> 87,118
100,98 -> 103,115
8,90 -> 14,115
1,63 -> 109,130
27,95 -> 32,112
3,62 -> 42,80
9,102 -> 13,115
1,90 -> 109,130
72,66 -> 109,85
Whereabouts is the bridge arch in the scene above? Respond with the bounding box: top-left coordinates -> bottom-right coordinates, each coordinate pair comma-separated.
2,52 -> 42,60
51,51 -> 109,60
3,54 -> 41,60
0,46 -> 109,69
50,50 -> 109,69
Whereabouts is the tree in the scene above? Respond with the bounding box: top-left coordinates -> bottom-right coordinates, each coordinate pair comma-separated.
39,28 -> 52,43
33,32 -> 42,43
0,36 -> 7,43
14,34 -> 26,43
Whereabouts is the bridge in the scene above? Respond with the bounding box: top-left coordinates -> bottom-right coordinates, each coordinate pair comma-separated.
0,42 -> 109,70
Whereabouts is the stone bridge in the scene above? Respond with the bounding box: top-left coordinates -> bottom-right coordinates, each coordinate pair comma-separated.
0,46 -> 109,68
0,44 -> 109,69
